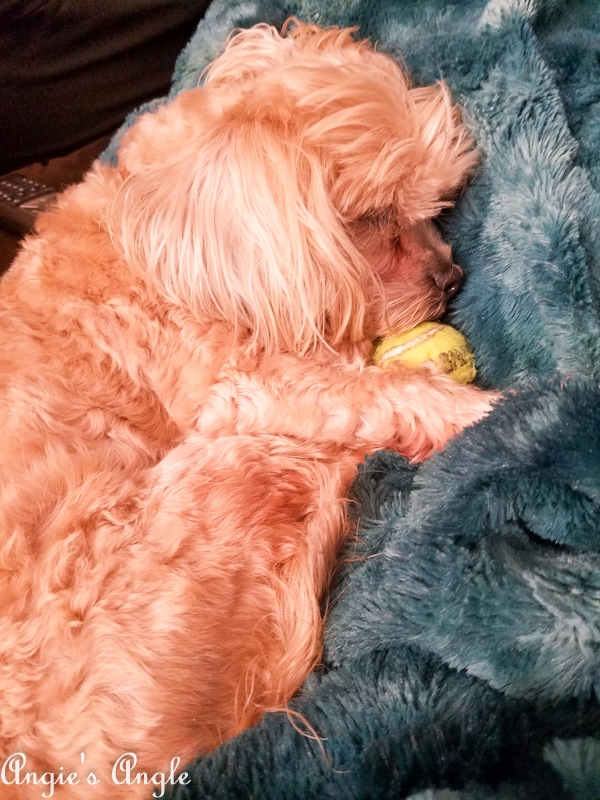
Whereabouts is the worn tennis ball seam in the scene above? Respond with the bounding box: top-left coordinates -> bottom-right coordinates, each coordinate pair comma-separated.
376,323 -> 446,363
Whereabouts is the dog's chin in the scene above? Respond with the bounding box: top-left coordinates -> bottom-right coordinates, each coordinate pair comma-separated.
367,299 -> 447,341
389,285 -> 451,335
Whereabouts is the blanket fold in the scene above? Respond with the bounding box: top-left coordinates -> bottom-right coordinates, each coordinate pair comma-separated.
164,647 -> 576,799
327,379 -> 600,701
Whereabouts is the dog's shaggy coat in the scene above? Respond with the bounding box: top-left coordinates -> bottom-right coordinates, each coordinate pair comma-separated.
0,21 -> 495,799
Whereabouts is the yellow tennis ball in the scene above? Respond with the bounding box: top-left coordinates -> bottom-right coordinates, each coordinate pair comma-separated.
372,321 -> 477,384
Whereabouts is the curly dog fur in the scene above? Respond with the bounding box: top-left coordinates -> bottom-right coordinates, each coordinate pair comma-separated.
0,21 -> 496,798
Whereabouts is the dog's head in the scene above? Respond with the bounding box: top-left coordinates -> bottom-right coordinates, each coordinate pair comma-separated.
111,21 -> 476,354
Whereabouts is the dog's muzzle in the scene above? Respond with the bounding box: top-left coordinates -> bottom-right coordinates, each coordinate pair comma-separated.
433,261 -> 464,301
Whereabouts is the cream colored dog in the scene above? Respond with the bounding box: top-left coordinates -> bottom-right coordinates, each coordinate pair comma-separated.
0,21 -> 495,798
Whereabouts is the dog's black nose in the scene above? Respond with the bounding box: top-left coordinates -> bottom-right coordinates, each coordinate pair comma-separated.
434,262 -> 464,300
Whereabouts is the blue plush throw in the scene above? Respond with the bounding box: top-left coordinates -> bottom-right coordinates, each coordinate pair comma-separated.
106,0 -> 600,796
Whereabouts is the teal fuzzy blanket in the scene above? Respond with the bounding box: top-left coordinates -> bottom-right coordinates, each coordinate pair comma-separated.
106,0 -> 600,796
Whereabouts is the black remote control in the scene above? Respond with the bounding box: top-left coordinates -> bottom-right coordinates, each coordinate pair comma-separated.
0,174 -> 57,235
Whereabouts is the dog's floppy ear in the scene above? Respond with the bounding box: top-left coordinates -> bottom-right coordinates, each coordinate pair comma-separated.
201,20 -> 477,223
298,76 -> 478,225
389,81 -> 478,221
110,85 -> 373,355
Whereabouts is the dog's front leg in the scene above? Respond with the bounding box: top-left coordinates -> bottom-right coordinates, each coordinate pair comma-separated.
197,358 -> 499,462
